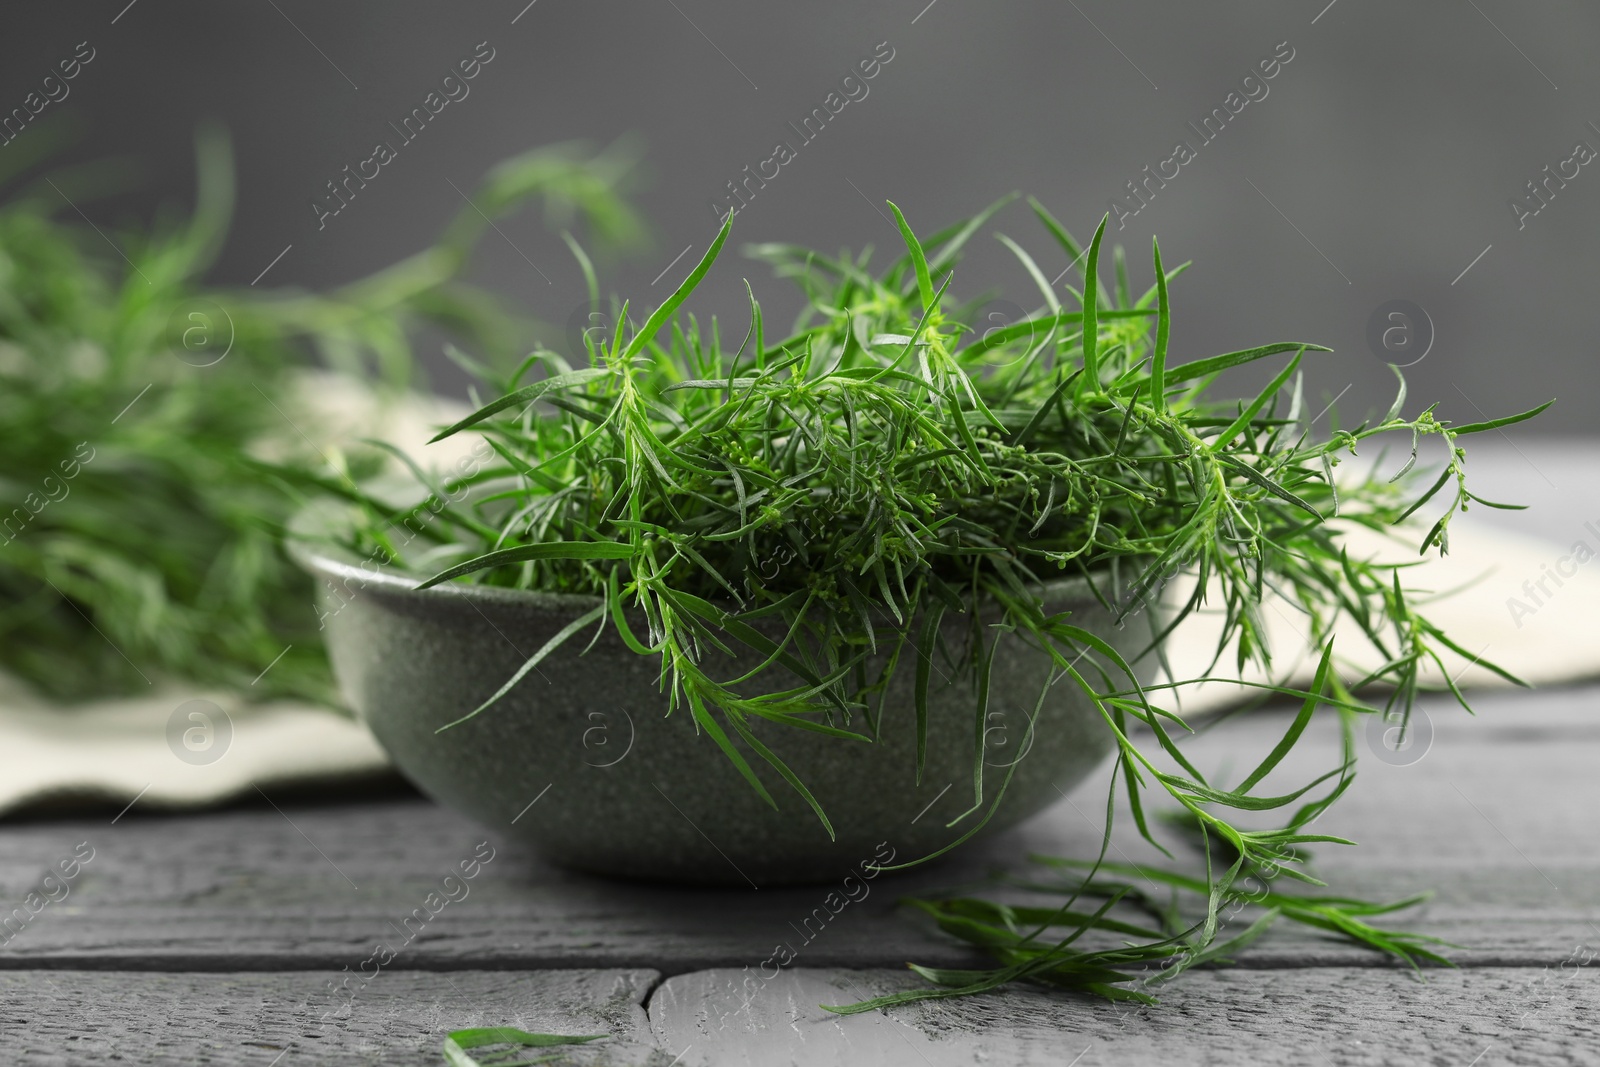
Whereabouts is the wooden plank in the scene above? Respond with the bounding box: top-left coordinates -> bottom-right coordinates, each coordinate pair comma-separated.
5,961 -> 1597,1067
1,685 -> 1595,971
0,969 -> 661,1067
649,964 -> 1600,1067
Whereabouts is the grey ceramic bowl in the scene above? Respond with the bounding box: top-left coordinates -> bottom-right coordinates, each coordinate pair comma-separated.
292,508 -> 1158,886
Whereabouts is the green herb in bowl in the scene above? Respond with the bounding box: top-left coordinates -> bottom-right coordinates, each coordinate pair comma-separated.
303,195 -> 1542,894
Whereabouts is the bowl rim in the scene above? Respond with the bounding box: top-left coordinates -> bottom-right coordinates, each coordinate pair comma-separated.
287,497 -> 1141,616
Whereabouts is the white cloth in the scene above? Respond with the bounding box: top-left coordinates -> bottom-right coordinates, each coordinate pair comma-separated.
3,420 -> 1593,816
1170,519 -> 1600,713
0,679 -> 391,814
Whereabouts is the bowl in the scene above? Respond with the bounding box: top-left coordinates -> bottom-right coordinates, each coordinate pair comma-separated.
290,505 -> 1158,885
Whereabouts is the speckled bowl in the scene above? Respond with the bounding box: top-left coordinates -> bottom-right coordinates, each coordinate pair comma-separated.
291,506 -> 1158,886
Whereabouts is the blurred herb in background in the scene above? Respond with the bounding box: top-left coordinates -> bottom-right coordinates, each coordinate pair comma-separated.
0,123 -> 642,704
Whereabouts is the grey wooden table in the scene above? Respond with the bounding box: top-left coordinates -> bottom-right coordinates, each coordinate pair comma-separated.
3,443 -> 1597,1066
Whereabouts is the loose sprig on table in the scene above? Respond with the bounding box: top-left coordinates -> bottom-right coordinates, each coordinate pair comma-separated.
441,1027 -> 607,1067
825,687 -> 1456,1014
346,195 -> 1545,1004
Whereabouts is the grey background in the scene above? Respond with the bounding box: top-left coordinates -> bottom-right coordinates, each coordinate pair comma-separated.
2,0 -> 1594,433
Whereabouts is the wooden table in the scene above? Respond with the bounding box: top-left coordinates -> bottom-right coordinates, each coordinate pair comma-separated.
2,687 -> 1597,1065
3,443 -> 1597,1066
